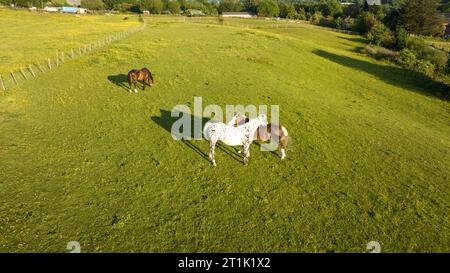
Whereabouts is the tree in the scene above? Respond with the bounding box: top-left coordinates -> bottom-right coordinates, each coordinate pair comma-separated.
103,0 -> 123,10
367,21 -> 395,48
319,0 -> 342,17
81,0 -> 105,10
256,0 -> 279,17
400,0 -> 444,36
242,0 -> 261,13
141,0 -> 163,13
167,0 -> 180,14
218,0 -> 242,13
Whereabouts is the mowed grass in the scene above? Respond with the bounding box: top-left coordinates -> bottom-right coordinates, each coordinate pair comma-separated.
0,16 -> 449,252
0,8 -> 139,73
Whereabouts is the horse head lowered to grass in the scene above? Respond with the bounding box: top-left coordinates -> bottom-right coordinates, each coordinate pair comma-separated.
234,114 -> 289,160
127,67 -> 154,93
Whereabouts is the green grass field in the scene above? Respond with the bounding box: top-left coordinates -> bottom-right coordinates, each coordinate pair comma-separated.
0,10 -> 449,252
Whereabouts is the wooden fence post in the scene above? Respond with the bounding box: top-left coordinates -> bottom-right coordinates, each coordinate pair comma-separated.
37,63 -> 45,73
20,68 -> 27,79
28,65 -> 36,77
10,71 -> 18,85
0,75 -> 5,91
48,59 -> 52,69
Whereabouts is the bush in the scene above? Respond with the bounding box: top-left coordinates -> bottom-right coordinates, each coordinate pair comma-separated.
310,11 -> 323,24
407,38 -> 448,72
394,26 -> 408,50
364,45 -> 397,60
354,11 -> 378,34
397,49 -> 417,68
415,60 -> 435,77
367,21 -> 395,48
141,0 -> 163,14
295,8 -> 307,20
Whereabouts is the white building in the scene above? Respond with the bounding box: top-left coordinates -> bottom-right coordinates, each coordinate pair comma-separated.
221,12 -> 257,18
366,0 -> 382,5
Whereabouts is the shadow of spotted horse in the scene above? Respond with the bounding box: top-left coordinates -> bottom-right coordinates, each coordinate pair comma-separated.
150,109 -> 243,164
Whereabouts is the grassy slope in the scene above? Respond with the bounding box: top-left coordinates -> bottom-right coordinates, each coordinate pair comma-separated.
0,8 -> 138,73
0,17 -> 449,252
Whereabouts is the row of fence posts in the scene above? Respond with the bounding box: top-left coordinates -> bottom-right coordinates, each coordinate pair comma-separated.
1,22 -> 146,92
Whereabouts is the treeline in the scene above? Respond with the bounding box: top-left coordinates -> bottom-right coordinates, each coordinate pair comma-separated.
2,0 -> 449,78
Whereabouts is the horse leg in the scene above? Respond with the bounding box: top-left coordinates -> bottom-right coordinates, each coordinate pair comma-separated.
209,139 -> 217,167
279,135 -> 288,160
243,142 -> 250,165
134,81 -> 138,93
142,80 -> 146,91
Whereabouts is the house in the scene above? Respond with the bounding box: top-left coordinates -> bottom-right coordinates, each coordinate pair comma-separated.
61,7 -> 78,13
185,9 -> 205,17
221,12 -> 257,18
366,0 -> 381,5
61,6 -> 85,14
43,6 -> 59,12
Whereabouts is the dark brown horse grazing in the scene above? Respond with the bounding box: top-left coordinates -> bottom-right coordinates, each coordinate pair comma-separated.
127,68 -> 154,93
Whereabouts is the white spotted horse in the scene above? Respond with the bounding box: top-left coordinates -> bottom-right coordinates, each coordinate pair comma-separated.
203,114 -> 267,166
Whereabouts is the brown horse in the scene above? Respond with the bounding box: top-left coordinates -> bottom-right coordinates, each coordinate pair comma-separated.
235,115 -> 289,159
127,68 -> 154,93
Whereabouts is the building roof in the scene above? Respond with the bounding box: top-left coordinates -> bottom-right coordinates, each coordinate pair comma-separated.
366,0 -> 381,5
222,12 -> 256,16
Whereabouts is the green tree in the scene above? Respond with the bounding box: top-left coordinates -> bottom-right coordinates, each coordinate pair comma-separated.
319,0 -> 342,17
400,0 -> 444,36
367,21 -> 395,48
218,0 -> 242,13
141,0 -> 163,14
81,0 -> 105,10
355,11 -> 378,33
167,0 -> 180,14
242,0 -> 260,13
256,0 -> 279,17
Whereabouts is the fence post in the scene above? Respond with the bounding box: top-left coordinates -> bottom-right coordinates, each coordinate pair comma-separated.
37,63 -> 45,73
28,65 -> 36,77
10,71 -> 18,85
47,59 -> 52,69
20,68 -> 27,79
0,75 -> 5,91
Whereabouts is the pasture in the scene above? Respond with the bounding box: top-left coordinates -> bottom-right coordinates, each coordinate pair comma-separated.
0,10 -> 449,252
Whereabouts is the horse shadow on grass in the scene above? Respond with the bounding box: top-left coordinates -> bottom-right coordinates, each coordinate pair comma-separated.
150,109 -> 243,164
314,50 -> 449,100
107,74 -> 130,92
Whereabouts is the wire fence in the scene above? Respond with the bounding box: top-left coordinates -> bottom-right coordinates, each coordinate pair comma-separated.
0,20 -> 146,92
